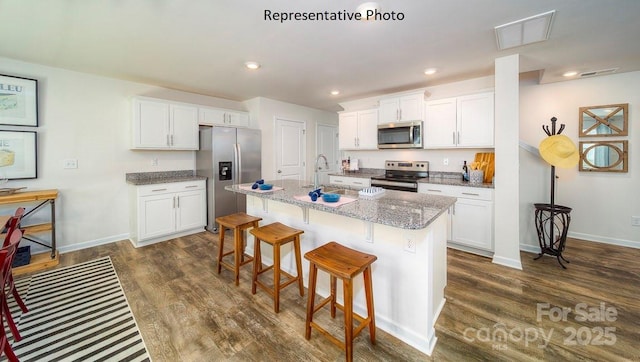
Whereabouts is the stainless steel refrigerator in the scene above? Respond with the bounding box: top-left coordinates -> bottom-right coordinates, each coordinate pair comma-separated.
196,126 -> 261,232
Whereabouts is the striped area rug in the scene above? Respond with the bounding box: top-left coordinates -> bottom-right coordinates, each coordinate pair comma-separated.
3,257 -> 151,362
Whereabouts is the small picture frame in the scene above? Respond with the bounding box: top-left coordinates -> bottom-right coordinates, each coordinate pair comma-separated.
0,130 -> 37,180
0,74 -> 38,127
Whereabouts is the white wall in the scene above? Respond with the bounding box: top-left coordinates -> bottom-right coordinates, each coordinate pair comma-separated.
244,97 -> 338,183
519,71 -> 640,248
0,56 -> 249,252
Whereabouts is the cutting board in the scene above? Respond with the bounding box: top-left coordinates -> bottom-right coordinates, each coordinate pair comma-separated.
473,152 -> 495,183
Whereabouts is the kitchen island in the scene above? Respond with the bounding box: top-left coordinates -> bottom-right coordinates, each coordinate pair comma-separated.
225,180 -> 456,356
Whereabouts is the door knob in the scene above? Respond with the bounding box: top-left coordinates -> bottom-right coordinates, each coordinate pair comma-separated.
277,170 -> 282,173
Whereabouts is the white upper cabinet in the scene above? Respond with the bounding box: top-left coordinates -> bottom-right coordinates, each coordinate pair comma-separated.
338,109 -> 378,150
424,91 -> 494,149
132,97 -> 199,150
199,106 -> 249,127
378,92 -> 424,123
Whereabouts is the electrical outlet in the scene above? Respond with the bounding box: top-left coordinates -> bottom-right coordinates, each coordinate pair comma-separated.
63,159 -> 78,169
632,216 -> 640,227
404,237 -> 416,253
443,158 -> 449,166
151,158 -> 159,166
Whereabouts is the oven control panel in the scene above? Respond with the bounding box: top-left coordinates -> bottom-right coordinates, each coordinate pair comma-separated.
384,161 -> 429,171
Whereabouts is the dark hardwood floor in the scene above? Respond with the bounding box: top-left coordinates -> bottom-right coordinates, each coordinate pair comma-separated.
47,233 -> 639,361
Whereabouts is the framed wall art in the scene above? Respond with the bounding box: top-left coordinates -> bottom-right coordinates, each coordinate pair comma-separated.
0,74 -> 38,127
0,130 -> 37,180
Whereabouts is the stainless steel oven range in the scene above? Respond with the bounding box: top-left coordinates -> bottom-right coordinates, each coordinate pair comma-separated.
370,160 -> 429,192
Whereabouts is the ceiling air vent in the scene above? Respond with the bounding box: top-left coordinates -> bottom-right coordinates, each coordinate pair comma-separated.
580,68 -> 618,77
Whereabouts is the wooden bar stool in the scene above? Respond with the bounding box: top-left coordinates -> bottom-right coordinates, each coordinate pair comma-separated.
215,212 -> 262,286
304,242 -> 377,362
250,222 -> 304,313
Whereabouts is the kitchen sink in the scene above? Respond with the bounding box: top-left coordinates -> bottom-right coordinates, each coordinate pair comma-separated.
322,188 -> 360,197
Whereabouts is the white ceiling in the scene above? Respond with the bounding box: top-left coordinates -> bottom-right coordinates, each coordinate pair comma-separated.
1,0 -> 639,112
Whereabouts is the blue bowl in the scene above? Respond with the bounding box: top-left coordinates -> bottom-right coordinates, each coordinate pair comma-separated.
259,183 -> 273,190
322,193 -> 340,203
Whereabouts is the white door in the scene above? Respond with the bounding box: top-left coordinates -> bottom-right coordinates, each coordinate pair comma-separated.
316,124 -> 339,186
275,118 -> 306,181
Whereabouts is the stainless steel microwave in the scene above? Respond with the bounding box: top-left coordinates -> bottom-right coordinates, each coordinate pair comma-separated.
377,121 -> 423,149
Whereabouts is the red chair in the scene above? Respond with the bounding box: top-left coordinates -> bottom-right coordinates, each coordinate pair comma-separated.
0,249 -> 19,362
1,228 -> 25,343
2,209 -> 28,317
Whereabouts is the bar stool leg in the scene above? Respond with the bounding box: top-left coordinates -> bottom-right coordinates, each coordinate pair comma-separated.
273,243 -> 281,313
343,278 -> 354,362
363,266 -> 376,344
234,229 -> 242,286
293,236 -> 304,296
252,237 -> 262,295
330,275 -> 337,318
305,263 -> 318,340
217,226 -> 226,274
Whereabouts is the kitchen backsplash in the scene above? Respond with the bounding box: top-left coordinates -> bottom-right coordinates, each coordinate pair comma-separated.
343,148 -> 494,173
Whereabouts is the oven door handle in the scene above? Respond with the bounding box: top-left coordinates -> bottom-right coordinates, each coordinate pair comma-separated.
371,179 -> 418,189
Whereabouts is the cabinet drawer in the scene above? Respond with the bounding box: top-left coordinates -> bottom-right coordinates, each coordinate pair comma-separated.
137,180 -> 205,196
329,176 -> 370,188
419,183 -> 493,201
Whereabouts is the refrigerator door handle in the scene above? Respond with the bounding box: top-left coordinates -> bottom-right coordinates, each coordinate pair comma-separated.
236,143 -> 243,184
232,143 -> 239,185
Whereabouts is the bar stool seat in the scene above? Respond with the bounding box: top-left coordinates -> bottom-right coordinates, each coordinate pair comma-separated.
250,222 -> 304,313
304,241 -> 377,362
215,212 -> 262,286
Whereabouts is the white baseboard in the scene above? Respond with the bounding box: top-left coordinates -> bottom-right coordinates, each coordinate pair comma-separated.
57,233 -> 130,254
519,244 -> 540,254
568,231 -> 639,249
492,255 -> 523,270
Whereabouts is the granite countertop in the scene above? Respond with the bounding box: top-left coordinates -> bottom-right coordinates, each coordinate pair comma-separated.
420,175 -> 495,189
225,179 -> 456,230
328,168 -> 384,178
126,170 -> 207,185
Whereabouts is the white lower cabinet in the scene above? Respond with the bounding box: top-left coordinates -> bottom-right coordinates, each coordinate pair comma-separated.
129,180 -> 206,247
328,175 -> 371,188
418,183 -> 494,255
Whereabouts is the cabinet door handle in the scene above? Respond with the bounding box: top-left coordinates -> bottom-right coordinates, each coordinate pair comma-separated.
185,185 -> 198,188
167,134 -> 171,146
457,131 -> 460,145
173,196 -> 176,208
452,132 -> 455,145
176,196 -> 180,208
427,189 -> 442,192
353,181 -> 363,185
170,134 -> 174,145
462,192 -> 480,196
151,188 -> 167,192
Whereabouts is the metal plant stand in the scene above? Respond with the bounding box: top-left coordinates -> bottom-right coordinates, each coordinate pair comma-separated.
534,117 -> 573,268
534,203 -> 572,268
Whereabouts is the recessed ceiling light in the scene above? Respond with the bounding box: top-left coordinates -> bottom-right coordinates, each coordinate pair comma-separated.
245,61 -> 260,70
356,2 -> 380,20
330,90 -> 340,96
424,68 -> 437,75
563,71 -> 578,77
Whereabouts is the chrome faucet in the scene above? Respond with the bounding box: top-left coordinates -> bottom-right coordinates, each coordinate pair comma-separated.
314,154 -> 329,190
